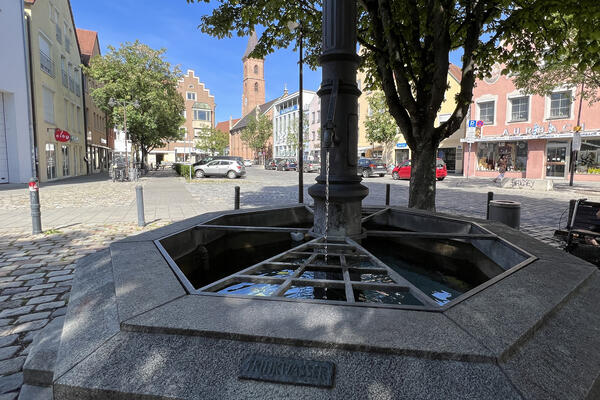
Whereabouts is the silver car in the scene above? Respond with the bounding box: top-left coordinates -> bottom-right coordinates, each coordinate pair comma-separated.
194,160 -> 246,179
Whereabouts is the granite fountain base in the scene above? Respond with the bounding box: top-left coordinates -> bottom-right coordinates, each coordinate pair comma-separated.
21,205 -> 600,399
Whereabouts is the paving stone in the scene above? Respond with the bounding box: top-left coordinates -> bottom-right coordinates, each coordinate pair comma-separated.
22,279 -> 45,287
0,357 -> 25,376
10,320 -> 48,335
0,392 -> 17,400
0,288 -> 27,296
0,373 -> 22,395
11,291 -> 43,301
0,321 -> 11,329
0,297 -> 8,303
46,276 -> 71,284
35,302 -> 65,312
17,385 -> 52,400
41,287 -> 69,296
0,336 -> 18,348
50,308 -> 66,318
8,270 -> 35,278
0,283 -> 22,290
14,274 -> 44,282
25,297 -> 57,306
46,270 -> 72,278
14,313 -> 50,325
27,284 -> 54,292
0,347 -> 19,361
0,307 -> 34,319
0,278 -> 15,284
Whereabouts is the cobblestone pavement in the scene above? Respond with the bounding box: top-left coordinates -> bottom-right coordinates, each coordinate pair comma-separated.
0,167 -> 597,397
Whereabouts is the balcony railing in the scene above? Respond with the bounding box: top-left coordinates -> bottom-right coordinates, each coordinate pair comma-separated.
39,51 -> 54,77
62,70 -> 68,88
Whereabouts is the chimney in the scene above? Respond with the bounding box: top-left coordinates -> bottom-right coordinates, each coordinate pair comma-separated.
229,116 -> 233,129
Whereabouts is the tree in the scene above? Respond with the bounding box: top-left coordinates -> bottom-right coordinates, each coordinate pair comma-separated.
240,112 -> 272,163
364,91 -> 398,164
195,127 -> 229,155
189,0 -> 597,210
84,40 -> 185,167
499,0 -> 600,103
285,112 -> 309,158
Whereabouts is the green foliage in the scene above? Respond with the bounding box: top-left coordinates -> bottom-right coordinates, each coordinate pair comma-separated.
195,127 -> 229,155
285,112 -> 309,155
499,0 -> 600,103
240,113 -> 272,154
173,163 -> 192,178
365,91 -> 397,146
83,40 -> 185,158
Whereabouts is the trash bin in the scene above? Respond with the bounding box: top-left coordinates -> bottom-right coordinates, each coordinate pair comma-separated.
488,200 -> 521,229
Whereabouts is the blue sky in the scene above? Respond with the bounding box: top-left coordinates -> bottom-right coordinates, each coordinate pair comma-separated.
71,0 -> 462,123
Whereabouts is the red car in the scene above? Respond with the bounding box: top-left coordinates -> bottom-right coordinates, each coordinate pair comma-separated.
392,158 -> 447,181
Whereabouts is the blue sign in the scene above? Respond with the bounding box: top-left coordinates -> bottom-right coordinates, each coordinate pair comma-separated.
476,120 -> 484,127
396,143 -> 408,148
468,120 -> 476,128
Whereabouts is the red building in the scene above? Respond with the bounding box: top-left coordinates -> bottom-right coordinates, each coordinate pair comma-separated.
464,68 -> 600,181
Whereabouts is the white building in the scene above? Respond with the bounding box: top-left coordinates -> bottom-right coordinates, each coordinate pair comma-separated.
0,0 -> 35,183
307,93 -> 321,161
272,90 -> 316,159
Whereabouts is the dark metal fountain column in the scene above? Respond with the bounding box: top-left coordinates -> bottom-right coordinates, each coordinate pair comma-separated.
308,0 -> 368,238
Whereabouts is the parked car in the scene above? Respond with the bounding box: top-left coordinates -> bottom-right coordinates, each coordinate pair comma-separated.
193,156 -> 243,167
243,159 -> 253,167
264,159 -> 279,170
303,160 -> 320,173
194,160 -> 246,179
277,159 -> 297,171
357,158 -> 387,178
391,158 -> 447,181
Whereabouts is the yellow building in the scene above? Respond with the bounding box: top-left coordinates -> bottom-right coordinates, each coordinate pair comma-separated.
25,0 -> 86,182
357,64 -> 465,173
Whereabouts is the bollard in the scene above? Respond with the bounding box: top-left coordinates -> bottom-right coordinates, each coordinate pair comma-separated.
234,186 -> 240,210
567,199 -> 577,229
136,185 -> 145,227
486,191 -> 494,220
488,200 -> 521,229
29,178 -> 42,234
385,184 -> 391,206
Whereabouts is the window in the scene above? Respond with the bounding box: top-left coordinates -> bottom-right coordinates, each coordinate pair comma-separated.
42,87 -> 54,123
64,99 -> 70,129
193,109 -> 211,121
61,57 -> 67,87
478,101 -> 495,125
64,23 -> 70,52
76,106 -> 81,132
61,145 -> 70,176
253,65 -> 258,74
68,63 -> 74,92
182,110 -> 186,119
55,10 -> 61,44
312,112 -> 315,123
74,68 -> 81,96
38,35 -> 54,77
510,97 -> 529,122
576,140 -> 600,174
46,143 -> 56,180
186,92 -> 196,101
194,128 -> 204,138
476,141 -> 528,172
550,92 -> 571,119
254,82 -> 258,92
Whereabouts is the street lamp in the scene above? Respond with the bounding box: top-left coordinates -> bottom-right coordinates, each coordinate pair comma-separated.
288,20 -> 304,203
108,97 -> 139,179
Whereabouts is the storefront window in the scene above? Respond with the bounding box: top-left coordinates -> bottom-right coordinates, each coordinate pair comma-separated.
62,145 -> 70,176
576,139 -> 600,174
46,143 -> 56,180
476,141 -> 528,172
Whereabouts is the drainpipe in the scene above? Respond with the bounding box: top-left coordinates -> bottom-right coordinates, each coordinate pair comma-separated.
81,70 -> 89,174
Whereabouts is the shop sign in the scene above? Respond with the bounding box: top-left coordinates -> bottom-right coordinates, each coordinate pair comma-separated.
396,143 -> 408,148
54,129 -> 70,142
573,132 -> 582,151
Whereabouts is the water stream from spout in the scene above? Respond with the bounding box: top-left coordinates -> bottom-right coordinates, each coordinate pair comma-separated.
324,149 -> 330,262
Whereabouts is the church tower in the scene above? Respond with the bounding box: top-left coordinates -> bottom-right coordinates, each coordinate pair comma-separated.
242,31 -> 265,117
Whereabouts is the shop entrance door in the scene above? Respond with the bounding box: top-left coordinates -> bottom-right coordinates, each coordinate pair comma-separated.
395,149 -> 409,165
438,147 -> 456,172
546,141 -> 569,178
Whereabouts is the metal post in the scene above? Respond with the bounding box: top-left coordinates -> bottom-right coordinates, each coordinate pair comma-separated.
298,29 -> 304,203
385,184 -> 390,206
29,178 -> 42,234
124,107 -> 129,180
136,185 -> 145,227
466,142 -> 471,180
567,199 -> 577,229
486,191 -> 494,220
570,81 -> 585,187
234,186 -> 240,210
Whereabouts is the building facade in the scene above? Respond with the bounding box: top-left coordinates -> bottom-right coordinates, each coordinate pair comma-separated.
76,28 -> 113,174
0,0 -> 35,183
25,0 -> 86,182
230,100 -> 278,162
307,93 -> 321,161
463,68 -> 600,181
149,69 -> 215,165
272,90 -> 316,159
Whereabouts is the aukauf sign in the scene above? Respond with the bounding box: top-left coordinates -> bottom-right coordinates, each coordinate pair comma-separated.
461,120 -> 600,143
54,128 -> 71,142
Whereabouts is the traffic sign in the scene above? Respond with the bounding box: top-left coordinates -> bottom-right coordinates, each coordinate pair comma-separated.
476,120 -> 484,127
468,120 -> 476,128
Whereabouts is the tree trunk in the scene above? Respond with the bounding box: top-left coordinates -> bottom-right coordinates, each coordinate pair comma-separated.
408,138 -> 437,211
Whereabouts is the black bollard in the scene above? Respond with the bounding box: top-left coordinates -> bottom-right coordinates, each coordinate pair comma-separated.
29,178 -> 42,234
385,184 -> 390,206
234,186 -> 240,210
136,185 -> 145,227
486,191 -> 494,220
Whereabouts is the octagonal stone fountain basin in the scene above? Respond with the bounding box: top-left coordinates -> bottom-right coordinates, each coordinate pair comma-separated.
46,205 -> 600,399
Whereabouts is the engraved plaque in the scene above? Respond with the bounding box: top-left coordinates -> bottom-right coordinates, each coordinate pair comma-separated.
239,354 -> 335,388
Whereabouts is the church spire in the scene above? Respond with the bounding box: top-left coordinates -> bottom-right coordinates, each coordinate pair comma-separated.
242,31 -> 259,60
